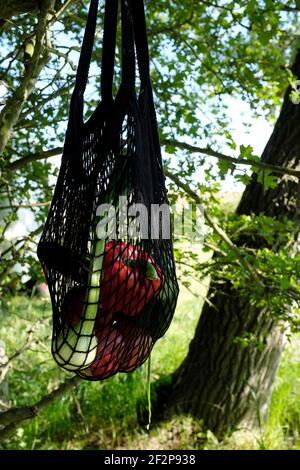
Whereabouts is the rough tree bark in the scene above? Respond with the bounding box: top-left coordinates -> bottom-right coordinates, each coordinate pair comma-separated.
164,49 -> 300,436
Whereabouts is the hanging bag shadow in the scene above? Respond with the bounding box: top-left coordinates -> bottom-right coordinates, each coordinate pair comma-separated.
38,0 -> 179,381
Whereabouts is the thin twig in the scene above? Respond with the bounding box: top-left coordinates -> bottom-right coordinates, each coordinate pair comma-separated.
7,138 -> 300,180
161,138 -> 300,179
7,147 -> 62,172
0,375 -> 81,442
0,201 -> 51,210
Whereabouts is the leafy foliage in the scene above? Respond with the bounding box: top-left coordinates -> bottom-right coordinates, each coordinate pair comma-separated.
0,0 -> 299,288
0,0 -> 300,446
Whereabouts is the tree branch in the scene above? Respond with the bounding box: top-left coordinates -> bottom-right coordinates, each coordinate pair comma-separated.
0,326 -> 42,385
161,139 -> 300,179
0,375 -> 81,442
0,225 -> 43,282
8,138 -> 300,180
1,141 -> 288,289
200,0 -> 251,30
0,0 -> 56,155
0,201 -> 51,210
7,147 -> 62,172
48,0 -> 76,24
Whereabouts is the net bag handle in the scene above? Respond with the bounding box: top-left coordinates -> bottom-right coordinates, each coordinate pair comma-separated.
121,0 -> 136,93
130,0 -> 151,88
96,0 -> 137,159
67,0 -> 99,130
71,0 -> 137,119
66,0 -> 149,134
101,0 -> 119,107
67,0 -> 137,134
65,0 -> 118,179
68,0 -> 119,125
65,0 -> 138,178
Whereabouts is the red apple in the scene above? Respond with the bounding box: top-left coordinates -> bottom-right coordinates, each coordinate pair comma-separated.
86,325 -> 125,378
117,321 -> 153,372
101,241 -> 163,317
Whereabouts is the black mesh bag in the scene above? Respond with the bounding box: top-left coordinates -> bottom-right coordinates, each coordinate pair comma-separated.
37,0 -> 179,381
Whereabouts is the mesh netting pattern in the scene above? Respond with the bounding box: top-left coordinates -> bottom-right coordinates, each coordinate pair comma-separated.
37,0 -> 179,381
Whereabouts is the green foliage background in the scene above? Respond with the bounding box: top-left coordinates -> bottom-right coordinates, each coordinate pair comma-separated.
0,0 -> 300,450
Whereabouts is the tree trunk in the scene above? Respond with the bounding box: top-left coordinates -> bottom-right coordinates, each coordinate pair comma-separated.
164,49 -> 300,436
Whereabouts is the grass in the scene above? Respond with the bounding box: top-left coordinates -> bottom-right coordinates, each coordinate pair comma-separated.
0,250 -> 207,450
264,336 -> 300,450
1,239 -> 300,450
117,333 -> 300,451
2,293 -> 300,450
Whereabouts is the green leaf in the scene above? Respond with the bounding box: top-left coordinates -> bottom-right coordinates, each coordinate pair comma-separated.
239,144 -> 257,160
279,277 -> 290,290
257,171 -> 279,190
